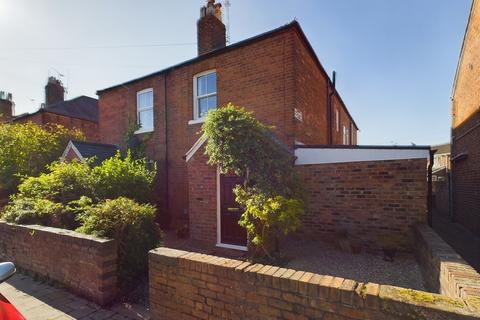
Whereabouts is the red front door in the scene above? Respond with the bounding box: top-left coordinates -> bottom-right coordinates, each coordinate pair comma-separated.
220,175 -> 247,247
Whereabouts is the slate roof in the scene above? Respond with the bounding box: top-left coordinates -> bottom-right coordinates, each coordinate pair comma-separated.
13,96 -> 98,123
70,140 -> 119,165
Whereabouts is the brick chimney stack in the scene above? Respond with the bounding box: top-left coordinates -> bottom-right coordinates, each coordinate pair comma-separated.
0,92 -> 14,123
45,76 -> 65,106
197,0 -> 226,56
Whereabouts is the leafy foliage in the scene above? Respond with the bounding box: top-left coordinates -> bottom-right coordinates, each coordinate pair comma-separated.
93,151 -> 156,203
0,122 -> 84,193
202,104 -> 304,257
76,197 -> 160,290
1,197 -> 64,226
2,152 -> 156,227
124,122 -> 146,159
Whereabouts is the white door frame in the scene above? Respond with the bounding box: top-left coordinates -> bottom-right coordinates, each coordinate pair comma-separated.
216,168 -> 248,251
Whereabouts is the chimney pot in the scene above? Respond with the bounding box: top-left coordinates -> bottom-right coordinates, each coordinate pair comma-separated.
197,0 -> 226,55
0,93 -> 14,122
45,76 -> 65,106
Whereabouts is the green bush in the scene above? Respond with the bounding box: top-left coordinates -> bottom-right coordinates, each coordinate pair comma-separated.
76,197 -> 160,290
0,122 -> 84,193
93,151 -> 156,203
17,161 -> 95,203
2,197 -> 63,226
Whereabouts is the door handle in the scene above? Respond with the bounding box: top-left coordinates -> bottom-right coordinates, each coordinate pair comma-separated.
227,207 -> 240,212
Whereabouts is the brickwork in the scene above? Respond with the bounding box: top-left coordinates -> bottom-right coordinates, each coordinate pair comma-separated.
149,247 -> 480,320
414,224 -> 480,301
451,0 -> 480,235
187,146 -> 217,244
0,222 -> 117,305
297,159 -> 428,252
14,111 -> 99,142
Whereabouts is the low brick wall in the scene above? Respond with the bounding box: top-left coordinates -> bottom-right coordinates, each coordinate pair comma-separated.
149,247 -> 480,320
296,158 -> 428,252
0,222 -> 117,305
414,224 -> 480,300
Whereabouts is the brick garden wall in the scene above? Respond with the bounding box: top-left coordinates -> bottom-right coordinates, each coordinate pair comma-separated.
0,222 -> 117,305
296,158 -> 428,252
149,247 -> 480,320
414,224 -> 480,300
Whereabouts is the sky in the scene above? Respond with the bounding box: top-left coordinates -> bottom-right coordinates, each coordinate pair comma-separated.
0,0 -> 473,145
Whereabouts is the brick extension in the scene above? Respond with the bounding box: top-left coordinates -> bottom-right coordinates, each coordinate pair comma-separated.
297,158 -> 428,252
0,222 -> 118,305
149,247 -> 480,320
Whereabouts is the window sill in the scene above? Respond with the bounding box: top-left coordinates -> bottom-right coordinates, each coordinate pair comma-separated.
134,129 -> 154,135
188,118 -> 206,125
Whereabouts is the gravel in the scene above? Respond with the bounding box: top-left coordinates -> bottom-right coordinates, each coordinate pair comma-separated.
282,239 -> 426,291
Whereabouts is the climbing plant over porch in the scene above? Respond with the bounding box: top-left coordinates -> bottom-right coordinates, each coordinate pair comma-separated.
202,103 -> 304,257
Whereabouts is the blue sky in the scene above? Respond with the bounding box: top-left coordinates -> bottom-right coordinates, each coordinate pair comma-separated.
0,0 -> 472,145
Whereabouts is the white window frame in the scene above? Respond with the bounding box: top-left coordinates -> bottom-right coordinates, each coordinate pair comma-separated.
335,109 -> 340,132
342,125 -> 347,145
135,88 -> 154,134
190,69 -> 217,125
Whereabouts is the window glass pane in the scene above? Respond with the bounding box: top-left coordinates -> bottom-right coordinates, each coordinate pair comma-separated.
139,110 -> 153,131
197,76 -> 207,96
207,73 -> 217,93
138,90 -> 153,109
208,95 -> 217,111
198,97 -> 209,118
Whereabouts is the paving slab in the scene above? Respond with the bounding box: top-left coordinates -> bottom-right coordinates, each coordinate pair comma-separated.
0,274 -> 150,320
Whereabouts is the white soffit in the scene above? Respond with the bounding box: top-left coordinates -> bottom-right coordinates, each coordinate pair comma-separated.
295,147 -> 430,166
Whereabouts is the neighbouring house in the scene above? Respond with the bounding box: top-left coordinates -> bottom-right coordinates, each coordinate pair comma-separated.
96,0 -> 359,238
436,0 -> 480,271
11,77 -> 99,141
451,0 -> 480,237
0,91 -> 15,123
61,140 -> 119,166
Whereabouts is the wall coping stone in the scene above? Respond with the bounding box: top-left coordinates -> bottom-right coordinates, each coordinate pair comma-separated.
150,247 -> 480,319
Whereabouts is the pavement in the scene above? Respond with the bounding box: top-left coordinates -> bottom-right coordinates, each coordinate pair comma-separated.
0,273 -> 150,320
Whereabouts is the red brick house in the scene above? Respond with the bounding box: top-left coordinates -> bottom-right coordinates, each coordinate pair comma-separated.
11,77 -> 99,141
97,1 -> 358,247
442,0 -> 480,270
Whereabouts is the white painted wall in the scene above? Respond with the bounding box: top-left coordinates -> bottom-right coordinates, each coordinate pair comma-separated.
295,148 -> 430,166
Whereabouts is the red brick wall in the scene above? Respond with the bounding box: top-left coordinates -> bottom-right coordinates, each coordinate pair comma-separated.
187,146 -> 217,244
414,224 -> 480,300
0,222 -> 118,305
451,0 -> 480,235
98,26 -> 358,227
297,159 -> 428,252
452,111 -> 480,235
332,93 -> 357,145
149,247 -> 479,320
15,112 -> 99,142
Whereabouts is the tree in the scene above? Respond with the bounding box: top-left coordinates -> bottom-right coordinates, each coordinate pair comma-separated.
202,103 -> 304,257
0,122 -> 84,193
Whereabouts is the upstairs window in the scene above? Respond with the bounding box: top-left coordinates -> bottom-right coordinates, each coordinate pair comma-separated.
136,89 -> 154,133
193,70 -> 217,121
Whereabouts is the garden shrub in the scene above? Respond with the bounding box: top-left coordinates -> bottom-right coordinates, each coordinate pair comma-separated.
93,151 -> 156,203
2,197 -> 63,226
76,197 -> 160,290
17,161 -> 96,203
0,122 -> 84,193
